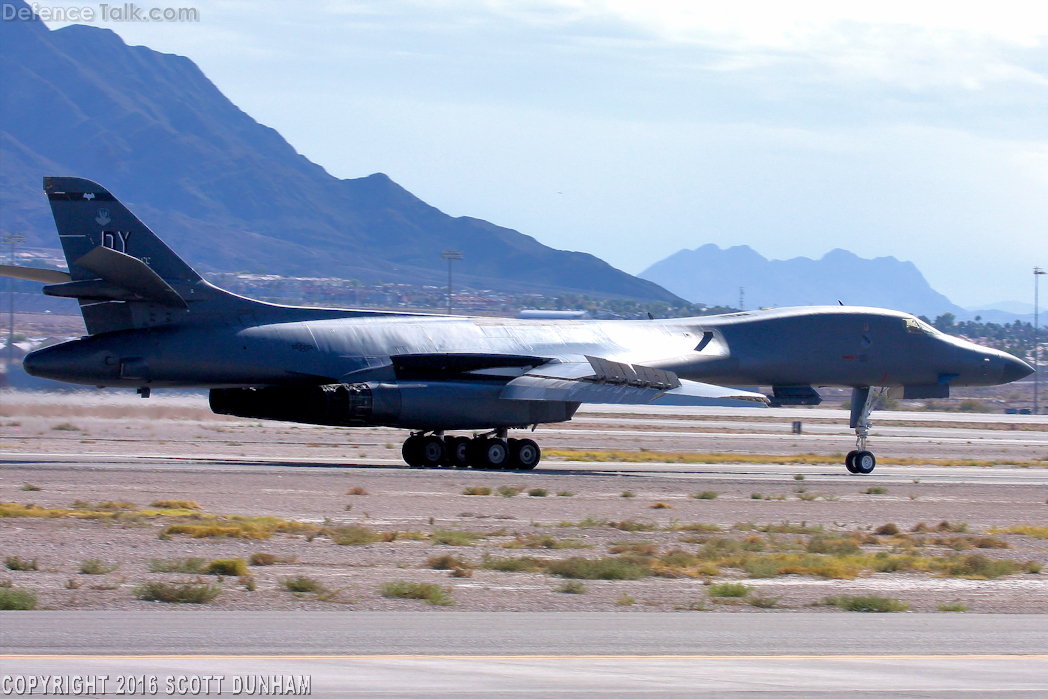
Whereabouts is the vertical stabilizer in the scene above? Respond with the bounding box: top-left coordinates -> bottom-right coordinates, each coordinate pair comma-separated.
43,177 -> 201,334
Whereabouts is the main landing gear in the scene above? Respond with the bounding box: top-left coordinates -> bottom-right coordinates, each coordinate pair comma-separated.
401,429 -> 541,470
845,386 -> 882,474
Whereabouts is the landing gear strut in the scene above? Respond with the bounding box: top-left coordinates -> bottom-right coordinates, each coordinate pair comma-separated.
400,430 -> 541,470
845,387 -> 881,474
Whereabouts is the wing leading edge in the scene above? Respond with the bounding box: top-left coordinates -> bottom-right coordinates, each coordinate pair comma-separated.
501,355 -> 768,406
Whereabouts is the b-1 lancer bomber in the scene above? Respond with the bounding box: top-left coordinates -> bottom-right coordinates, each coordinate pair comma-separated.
2,178 -> 1034,473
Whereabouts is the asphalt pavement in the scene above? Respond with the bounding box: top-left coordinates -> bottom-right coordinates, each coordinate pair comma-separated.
3,612 -> 1046,697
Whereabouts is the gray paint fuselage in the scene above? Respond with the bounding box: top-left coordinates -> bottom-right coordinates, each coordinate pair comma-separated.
23,304 -> 1027,391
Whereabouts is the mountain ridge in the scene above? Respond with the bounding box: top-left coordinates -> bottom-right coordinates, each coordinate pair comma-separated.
639,243 -> 966,318
0,2 -> 680,302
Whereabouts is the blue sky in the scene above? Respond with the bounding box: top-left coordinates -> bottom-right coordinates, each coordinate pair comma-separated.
47,1 -> 1048,308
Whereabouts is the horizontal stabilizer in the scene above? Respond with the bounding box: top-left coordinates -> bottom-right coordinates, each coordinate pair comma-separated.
72,246 -> 187,309
0,265 -> 72,284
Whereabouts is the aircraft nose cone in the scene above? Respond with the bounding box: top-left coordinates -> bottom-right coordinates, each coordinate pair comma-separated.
1000,354 -> 1034,384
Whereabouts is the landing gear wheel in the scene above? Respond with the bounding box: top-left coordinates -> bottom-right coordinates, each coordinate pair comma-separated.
402,435 -> 424,467
512,438 -> 541,470
418,435 -> 446,468
444,436 -> 469,468
854,450 -> 876,474
845,450 -> 860,474
469,438 -> 509,469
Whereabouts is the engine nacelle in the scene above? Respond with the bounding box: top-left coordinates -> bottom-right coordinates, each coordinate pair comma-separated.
209,381 -> 578,430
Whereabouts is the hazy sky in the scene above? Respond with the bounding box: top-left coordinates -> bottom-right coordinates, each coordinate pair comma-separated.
47,1 -> 1048,308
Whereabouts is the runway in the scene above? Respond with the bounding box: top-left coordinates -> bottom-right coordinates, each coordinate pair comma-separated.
3,452 -> 1046,486
3,613 -> 1046,697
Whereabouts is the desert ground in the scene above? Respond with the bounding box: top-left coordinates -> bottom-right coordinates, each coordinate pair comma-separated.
1,389 -> 1046,614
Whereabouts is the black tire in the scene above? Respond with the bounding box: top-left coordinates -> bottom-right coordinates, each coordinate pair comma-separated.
513,438 -> 541,470
845,450 -> 860,474
854,450 -> 876,474
419,435 -> 446,468
402,435 -> 424,467
469,438 -> 509,469
445,436 -> 469,468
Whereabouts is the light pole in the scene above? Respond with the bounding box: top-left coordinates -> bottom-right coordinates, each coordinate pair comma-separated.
1035,267 -> 1045,415
4,233 -> 25,365
440,250 -> 462,315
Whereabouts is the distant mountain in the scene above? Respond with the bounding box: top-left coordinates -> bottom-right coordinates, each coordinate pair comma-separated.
0,2 -> 679,303
639,244 -> 965,318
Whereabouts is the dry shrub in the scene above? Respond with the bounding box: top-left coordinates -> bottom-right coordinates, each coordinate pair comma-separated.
150,500 -> 201,510
346,487 -> 368,496
249,553 -> 278,566
462,487 -> 492,496
992,525 -> 1048,539
649,502 -> 674,509
503,534 -> 588,550
380,580 -> 453,606
609,519 -> 657,532
430,529 -> 486,546
161,515 -> 317,540
428,554 -> 472,571
609,541 -> 658,556
875,523 -> 900,536
206,558 -> 250,577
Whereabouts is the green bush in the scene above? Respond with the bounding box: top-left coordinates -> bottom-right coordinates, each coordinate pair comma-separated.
4,556 -> 37,571
480,554 -> 545,573
329,525 -> 380,546
206,559 -> 250,577
823,594 -> 908,612
547,556 -> 650,580
690,491 -> 719,500
79,559 -> 119,575
556,580 -> 587,594
430,529 -> 485,546
379,580 -> 453,605
527,488 -> 549,497
134,581 -> 221,604
943,554 -> 1022,579
497,486 -> 522,497
147,558 -> 207,574
282,576 -> 325,593
707,582 -> 753,598
0,588 -> 37,610
462,487 -> 491,496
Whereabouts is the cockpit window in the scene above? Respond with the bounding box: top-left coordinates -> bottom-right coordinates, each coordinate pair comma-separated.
903,317 -> 937,335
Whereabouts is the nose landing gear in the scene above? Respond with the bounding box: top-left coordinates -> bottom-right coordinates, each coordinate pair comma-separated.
845,387 -> 881,474
400,430 -> 541,470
